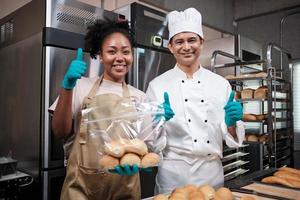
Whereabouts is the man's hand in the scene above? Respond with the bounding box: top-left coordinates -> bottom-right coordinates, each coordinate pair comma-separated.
62,48 -> 87,90
224,91 -> 243,127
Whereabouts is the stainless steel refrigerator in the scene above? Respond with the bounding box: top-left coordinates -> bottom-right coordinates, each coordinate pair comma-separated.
115,3 -> 176,92
0,0 -> 119,199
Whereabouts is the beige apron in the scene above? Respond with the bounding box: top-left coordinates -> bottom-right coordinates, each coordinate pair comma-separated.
60,77 -> 141,200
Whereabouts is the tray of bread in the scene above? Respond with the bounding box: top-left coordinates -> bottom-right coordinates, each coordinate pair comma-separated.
252,167 -> 300,190
146,184 -> 258,200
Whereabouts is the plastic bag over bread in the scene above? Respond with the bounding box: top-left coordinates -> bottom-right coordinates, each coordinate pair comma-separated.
82,98 -> 166,171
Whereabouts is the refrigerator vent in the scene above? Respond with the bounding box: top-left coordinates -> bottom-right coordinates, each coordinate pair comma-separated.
0,20 -> 14,44
56,3 -> 96,27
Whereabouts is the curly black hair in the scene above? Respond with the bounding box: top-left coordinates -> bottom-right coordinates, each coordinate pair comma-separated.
84,19 -> 135,59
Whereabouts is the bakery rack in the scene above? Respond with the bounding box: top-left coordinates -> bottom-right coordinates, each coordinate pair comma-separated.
211,43 -> 294,175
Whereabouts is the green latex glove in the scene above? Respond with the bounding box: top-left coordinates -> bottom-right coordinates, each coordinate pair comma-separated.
155,92 -> 175,122
109,164 -> 139,176
62,48 -> 87,89
224,91 -> 243,127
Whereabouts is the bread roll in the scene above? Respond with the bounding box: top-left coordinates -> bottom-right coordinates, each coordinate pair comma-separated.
141,152 -> 160,168
189,191 -> 205,200
169,188 -> 188,200
183,184 -> 198,193
104,141 -> 125,158
255,114 -> 267,121
242,114 -> 257,121
247,134 -> 258,142
198,185 -> 215,200
99,155 -> 119,170
278,167 -> 300,176
120,153 -> 141,167
153,194 -> 168,200
261,176 -> 294,187
215,187 -> 233,200
254,86 -> 268,99
124,138 -> 148,156
258,135 -> 268,143
241,88 -> 254,99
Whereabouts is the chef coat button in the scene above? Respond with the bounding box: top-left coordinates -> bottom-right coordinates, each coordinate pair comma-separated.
182,80 -> 185,83
201,100 -> 204,103
204,120 -> 207,123
198,81 -> 200,84
194,139 -> 197,142
207,153 -> 211,156
185,99 -> 188,102
188,119 -> 191,122
207,140 -> 210,144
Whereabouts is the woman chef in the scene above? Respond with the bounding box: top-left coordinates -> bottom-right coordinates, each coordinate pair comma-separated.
146,8 -> 245,194
49,20 -> 173,200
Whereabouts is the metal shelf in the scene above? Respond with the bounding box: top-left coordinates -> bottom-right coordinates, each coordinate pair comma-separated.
222,152 -> 249,162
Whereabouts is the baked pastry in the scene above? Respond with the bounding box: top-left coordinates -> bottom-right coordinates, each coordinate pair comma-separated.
274,171 -> 300,182
99,155 -> 119,170
242,114 -> 257,121
104,141 -> 125,158
261,176 -> 294,187
254,86 -> 268,99
258,135 -> 268,143
241,88 -> 254,99
120,153 -> 141,167
198,184 -> 215,200
254,72 -> 267,78
278,167 -> 300,176
247,134 -> 258,142
255,114 -> 267,121
189,191 -> 205,200
141,152 -> 160,168
153,194 -> 168,200
183,184 -> 198,193
169,188 -> 189,200
124,138 -> 148,156
215,187 -> 233,200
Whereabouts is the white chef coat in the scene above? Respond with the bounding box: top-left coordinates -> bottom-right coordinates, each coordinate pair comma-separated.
146,65 -> 245,193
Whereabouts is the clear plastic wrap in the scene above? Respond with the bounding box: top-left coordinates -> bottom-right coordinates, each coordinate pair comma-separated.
82,98 -> 166,171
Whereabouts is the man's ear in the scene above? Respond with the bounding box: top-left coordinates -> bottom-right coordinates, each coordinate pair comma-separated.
168,43 -> 174,54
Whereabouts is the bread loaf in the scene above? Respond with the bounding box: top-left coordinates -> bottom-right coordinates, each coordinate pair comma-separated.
254,86 -> 268,99
104,141 -> 125,158
278,167 -> 300,176
153,194 -> 168,200
183,184 -> 198,193
120,153 -> 141,167
99,155 -> 119,170
241,88 -> 254,99
124,138 -> 148,156
242,114 -> 257,121
255,114 -> 267,121
258,135 -> 268,143
198,185 -> 215,200
261,176 -> 294,187
274,171 -> 300,182
215,187 -> 233,200
189,191 -> 205,200
141,152 -> 160,168
247,134 -> 258,142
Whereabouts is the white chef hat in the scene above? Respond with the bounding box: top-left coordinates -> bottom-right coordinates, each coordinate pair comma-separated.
167,8 -> 204,41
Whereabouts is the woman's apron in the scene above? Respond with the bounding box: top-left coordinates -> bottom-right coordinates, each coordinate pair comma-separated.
60,77 -> 141,200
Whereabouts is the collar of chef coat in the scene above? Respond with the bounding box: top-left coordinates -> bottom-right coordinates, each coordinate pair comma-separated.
173,64 -> 204,80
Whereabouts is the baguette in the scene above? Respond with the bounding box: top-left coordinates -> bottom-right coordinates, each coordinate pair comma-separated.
278,167 -> 300,176
287,179 -> 300,189
274,171 -> 300,182
261,176 -> 294,187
